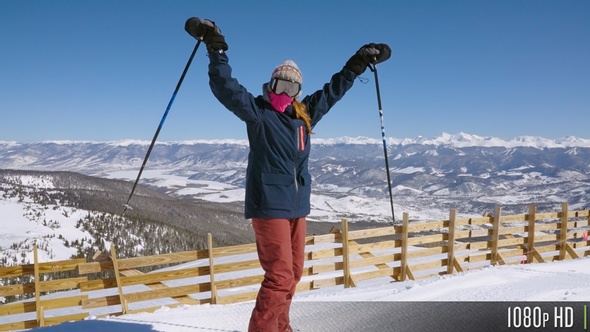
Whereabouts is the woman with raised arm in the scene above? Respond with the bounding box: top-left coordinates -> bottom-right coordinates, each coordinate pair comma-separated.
185,17 -> 390,332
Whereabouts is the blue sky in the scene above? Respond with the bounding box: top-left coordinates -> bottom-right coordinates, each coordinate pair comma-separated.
1,0 -> 589,143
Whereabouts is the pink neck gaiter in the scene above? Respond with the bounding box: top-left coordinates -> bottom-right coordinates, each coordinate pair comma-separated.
269,92 -> 294,113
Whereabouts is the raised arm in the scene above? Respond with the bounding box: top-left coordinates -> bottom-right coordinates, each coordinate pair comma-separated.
304,43 -> 391,127
185,17 -> 258,123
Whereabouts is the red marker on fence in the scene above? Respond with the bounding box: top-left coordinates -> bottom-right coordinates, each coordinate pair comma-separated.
584,232 -> 588,241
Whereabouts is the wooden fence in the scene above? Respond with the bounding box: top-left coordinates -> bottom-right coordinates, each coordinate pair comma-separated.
1,203 -> 589,330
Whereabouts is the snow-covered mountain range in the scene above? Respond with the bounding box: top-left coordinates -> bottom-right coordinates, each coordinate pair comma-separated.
2,132 -> 589,223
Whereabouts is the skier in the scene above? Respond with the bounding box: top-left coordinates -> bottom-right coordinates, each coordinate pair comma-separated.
185,17 -> 390,332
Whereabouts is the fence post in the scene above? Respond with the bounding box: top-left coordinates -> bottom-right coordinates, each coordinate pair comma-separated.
110,244 -> 128,314
34,245 -> 42,327
527,204 -> 537,264
207,233 -> 218,304
400,212 -> 409,281
39,305 -> 45,327
560,202 -> 569,260
491,205 -> 502,265
447,209 -> 457,275
341,219 -> 352,288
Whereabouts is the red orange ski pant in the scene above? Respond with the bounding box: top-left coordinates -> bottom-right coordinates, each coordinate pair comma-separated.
248,217 -> 306,332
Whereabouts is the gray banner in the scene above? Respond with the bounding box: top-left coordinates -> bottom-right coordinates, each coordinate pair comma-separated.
290,302 -> 588,332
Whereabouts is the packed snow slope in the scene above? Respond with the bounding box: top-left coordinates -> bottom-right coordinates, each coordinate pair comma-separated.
31,257 -> 590,332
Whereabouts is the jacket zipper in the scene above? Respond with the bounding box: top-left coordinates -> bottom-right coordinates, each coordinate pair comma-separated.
293,125 -> 305,217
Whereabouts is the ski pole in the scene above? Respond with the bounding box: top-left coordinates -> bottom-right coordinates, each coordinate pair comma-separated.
368,62 -> 396,224
123,40 -> 202,215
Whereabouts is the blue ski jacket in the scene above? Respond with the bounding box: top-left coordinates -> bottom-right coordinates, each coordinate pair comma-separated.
208,52 -> 357,219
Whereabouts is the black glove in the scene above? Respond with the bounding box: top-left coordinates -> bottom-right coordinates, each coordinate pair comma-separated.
185,17 -> 228,53
345,43 -> 391,75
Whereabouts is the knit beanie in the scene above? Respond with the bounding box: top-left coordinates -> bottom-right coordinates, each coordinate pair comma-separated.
272,60 -> 303,85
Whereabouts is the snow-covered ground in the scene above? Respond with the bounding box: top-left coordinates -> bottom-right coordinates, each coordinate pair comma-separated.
3,174 -> 590,331
29,257 -> 590,332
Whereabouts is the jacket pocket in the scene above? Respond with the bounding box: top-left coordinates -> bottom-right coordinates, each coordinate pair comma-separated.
260,173 -> 295,211
298,173 -> 312,210
300,173 -> 312,186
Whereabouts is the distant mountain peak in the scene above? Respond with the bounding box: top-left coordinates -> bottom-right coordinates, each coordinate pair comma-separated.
5,132 -> 590,149
317,133 -> 590,149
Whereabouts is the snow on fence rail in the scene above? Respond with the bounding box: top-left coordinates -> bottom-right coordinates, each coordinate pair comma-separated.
1,203 -> 589,331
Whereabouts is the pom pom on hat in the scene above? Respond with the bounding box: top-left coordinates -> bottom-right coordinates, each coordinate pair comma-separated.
272,60 -> 303,84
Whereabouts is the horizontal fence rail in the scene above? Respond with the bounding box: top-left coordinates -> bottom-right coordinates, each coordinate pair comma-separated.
1,203 -> 589,330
